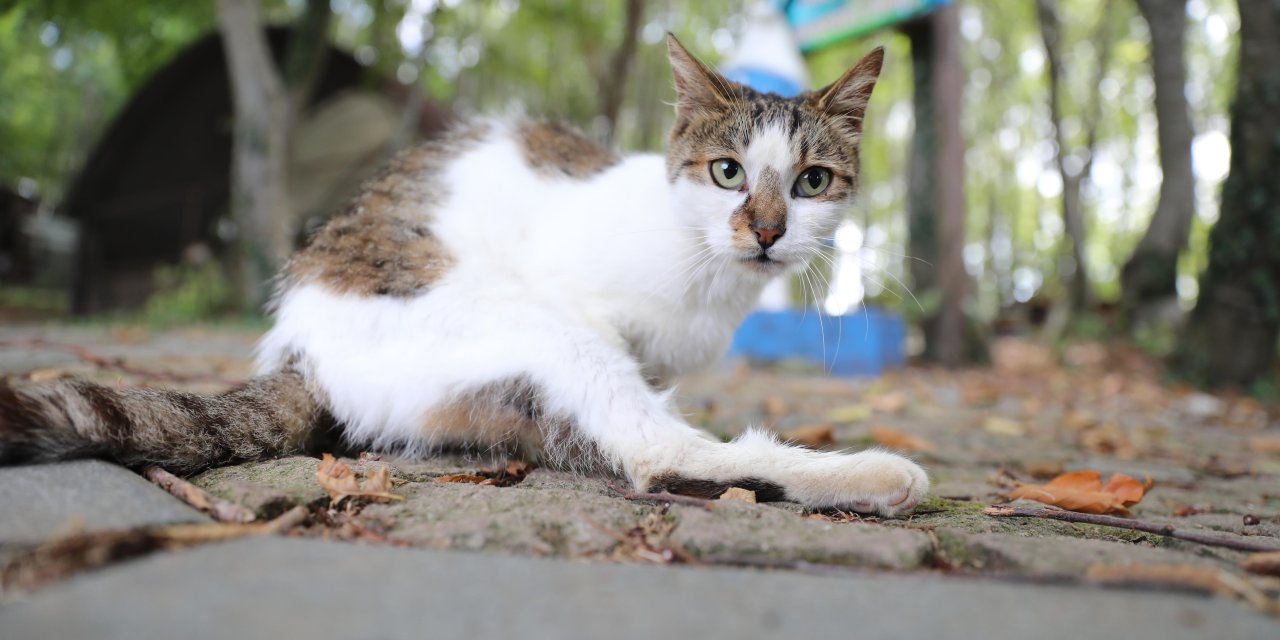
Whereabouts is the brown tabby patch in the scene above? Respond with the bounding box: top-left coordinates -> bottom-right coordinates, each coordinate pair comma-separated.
0,370 -> 329,472
421,376 -> 604,469
647,473 -> 788,502
285,124 -> 488,297
728,167 -> 788,250
516,121 -> 619,179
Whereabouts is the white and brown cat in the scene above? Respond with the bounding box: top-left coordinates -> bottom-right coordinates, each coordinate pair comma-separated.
0,36 -> 927,517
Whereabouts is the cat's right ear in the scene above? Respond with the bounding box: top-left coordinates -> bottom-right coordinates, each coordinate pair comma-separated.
667,34 -> 731,119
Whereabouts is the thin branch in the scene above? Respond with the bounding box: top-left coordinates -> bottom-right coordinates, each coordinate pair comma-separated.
2,506 -> 307,591
0,339 -> 241,386
143,466 -> 256,523
606,480 -> 715,510
985,506 -> 1280,553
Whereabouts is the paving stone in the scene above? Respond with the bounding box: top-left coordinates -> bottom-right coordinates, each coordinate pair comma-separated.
366,468 -> 651,556
0,461 -> 207,552
190,457 -> 329,517
669,501 -> 933,569
934,530 -> 1239,575
1,537 -> 1275,640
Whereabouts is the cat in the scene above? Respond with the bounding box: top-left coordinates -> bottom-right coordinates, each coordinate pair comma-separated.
0,36 -> 928,518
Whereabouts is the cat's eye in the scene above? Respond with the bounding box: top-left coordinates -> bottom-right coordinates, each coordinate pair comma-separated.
794,167 -> 832,198
710,159 -> 745,189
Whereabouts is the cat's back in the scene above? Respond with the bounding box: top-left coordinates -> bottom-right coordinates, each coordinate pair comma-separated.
279,118 -> 667,300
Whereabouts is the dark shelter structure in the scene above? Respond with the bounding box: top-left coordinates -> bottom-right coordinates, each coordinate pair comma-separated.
65,29 -> 449,314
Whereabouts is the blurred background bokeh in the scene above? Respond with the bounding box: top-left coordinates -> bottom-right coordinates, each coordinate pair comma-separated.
1,0 -> 1276,393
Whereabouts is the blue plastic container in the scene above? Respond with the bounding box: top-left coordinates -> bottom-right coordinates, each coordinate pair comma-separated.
726,307 -> 906,376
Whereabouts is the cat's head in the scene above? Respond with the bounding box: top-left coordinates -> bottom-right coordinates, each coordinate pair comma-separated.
664,34 -> 882,277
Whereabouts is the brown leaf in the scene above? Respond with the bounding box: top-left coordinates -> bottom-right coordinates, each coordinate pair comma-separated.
27,368 -> 71,383
1021,460 -> 1065,479
315,454 -> 404,505
719,487 -> 757,503
435,474 -> 488,485
1172,504 -> 1210,517
870,425 -> 934,452
1101,473 -> 1152,507
868,391 -> 908,414
1007,471 -> 1150,515
1241,551 -> 1280,577
762,395 -> 787,419
476,459 -> 534,486
982,416 -> 1026,437
825,403 -> 872,423
1086,564 -> 1276,613
780,424 -> 835,449
1249,436 -> 1280,455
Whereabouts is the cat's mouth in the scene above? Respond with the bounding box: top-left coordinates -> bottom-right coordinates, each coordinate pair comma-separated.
739,252 -> 786,272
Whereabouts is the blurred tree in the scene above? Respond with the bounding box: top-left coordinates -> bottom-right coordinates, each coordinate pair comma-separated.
216,0 -> 329,310
598,0 -> 645,145
902,4 -> 971,366
1173,0 -> 1280,388
1036,0 -> 1117,314
1120,0 -> 1196,329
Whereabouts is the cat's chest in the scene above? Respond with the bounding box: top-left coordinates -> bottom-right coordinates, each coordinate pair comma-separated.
618,283 -> 761,381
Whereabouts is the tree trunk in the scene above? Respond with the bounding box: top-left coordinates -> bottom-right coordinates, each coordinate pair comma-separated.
216,0 -> 330,312
903,5 -> 970,366
598,0 -> 645,145
217,0 -> 293,311
1037,0 -> 1114,313
1172,0 -> 1280,388
1120,0 -> 1196,327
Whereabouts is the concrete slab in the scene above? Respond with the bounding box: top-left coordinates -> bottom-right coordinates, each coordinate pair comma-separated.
0,461 -> 207,548
1,537 -> 1275,640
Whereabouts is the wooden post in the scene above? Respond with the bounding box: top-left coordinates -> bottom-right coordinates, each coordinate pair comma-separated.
904,4 -> 967,366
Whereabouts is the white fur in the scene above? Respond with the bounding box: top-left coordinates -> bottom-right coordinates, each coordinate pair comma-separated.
257,120 -> 927,516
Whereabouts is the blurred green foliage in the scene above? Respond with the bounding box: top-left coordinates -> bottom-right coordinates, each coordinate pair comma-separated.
142,260 -> 235,326
0,0 -> 1247,329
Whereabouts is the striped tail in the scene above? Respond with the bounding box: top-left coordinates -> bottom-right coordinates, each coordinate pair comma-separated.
0,370 -> 330,473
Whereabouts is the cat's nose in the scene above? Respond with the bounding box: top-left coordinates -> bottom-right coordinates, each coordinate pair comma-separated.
751,224 -> 785,249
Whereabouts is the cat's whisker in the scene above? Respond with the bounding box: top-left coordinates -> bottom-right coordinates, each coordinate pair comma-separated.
813,237 -> 933,266
639,242 -> 719,306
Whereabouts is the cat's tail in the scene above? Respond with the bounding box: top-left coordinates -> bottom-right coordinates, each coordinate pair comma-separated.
0,370 -> 329,473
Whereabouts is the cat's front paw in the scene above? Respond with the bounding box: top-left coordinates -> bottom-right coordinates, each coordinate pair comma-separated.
823,450 -> 929,518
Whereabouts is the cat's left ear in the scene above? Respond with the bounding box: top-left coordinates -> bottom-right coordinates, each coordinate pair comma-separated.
808,47 -> 884,130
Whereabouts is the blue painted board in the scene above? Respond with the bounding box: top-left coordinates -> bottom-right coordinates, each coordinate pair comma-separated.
727,308 -> 905,376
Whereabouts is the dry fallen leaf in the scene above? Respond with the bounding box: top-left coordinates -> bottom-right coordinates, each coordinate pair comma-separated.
780,424 -> 836,449
825,403 -> 872,423
1021,460 -> 1065,479
982,416 -> 1026,437
868,392 -> 908,414
27,368 -> 71,383
435,474 -> 488,485
762,395 -> 787,419
315,454 -> 404,505
1087,564 -> 1276,614
1249,436 -> 1280,455
870,425 -> 934,452
1241,551 -> 1280,577
719,487 -> 757,503
1172,504 -> 1210,517
478,460 -> 534,486
1007,470 -> 1151,515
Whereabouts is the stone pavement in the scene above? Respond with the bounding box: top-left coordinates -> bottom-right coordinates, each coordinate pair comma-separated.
1,324 -> 1279,636
2,536 -> 1277,640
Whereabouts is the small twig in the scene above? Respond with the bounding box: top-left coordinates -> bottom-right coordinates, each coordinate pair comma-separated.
2,506 -> 309,591
143,466 -> 256,523
0,338 -> 240,386
605,480 -> 715,510
985,506 -> 1280,553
